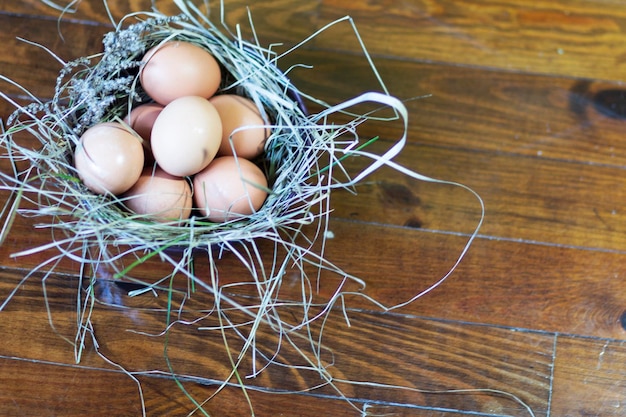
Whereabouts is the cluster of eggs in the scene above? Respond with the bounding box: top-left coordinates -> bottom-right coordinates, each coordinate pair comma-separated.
73,41 -> 270,224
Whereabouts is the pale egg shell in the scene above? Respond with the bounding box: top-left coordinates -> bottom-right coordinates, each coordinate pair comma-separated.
151,96 -> 222,177
74,122 -> 144,195
140,41 -> 221,105
123,103 -> 164,163
122,166 -> 192,223
193,156 -> 268,223
210,94 -> 269,159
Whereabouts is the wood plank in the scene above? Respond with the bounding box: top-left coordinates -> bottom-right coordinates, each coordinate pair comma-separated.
306,310 -> 552,417
331,139 -> 626,251
0,0 -> 182,20
280,48 -> 626,167
317,221 -> 626,339
0,356 -> 380,417
0,1 -> 319,98
318,0 -> 626,80
551,336 -> 626,417
1,0 -> 320,33
0,14 -> 109,98
0,0 -> 320,54
2,359 -> 523,417
0,358 -> 146,416
0,268 -> 552,416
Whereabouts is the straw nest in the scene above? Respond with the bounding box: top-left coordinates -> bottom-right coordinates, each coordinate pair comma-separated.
0,5 -> 372,273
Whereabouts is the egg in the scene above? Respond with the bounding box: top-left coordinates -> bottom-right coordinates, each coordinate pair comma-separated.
122,166 -> 192,223
210,94 -> 269,159
151,96 -> 222,177
123,103 -> 164,162
140,41 -> 221,105
124,103 -> 163,142
73,122 -> 144,195
193,156 -> 268,223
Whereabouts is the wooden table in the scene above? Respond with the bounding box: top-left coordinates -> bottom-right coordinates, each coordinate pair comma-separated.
1,1 -> 625,416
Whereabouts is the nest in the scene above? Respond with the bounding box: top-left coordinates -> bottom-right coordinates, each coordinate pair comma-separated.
0,1 -> 486,415
2,9 -> 358,267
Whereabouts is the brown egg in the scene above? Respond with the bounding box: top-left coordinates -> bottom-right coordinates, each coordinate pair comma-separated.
73,122 -> 144,195
124,103 -> 163,141
123,103 -> 164,163
140,41 -> 221,105
122,167 -> 192,223
210,94 -> 269,159
151,96 -> 222,177
193,156 -> 268,223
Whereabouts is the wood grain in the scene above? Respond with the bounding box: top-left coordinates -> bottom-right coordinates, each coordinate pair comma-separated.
551,336 -> 626,416
0,269 -> 552,416
3,212 -> 625,339
280,48 -> 626,167
0,357 -> 393,417
1,1 -> 626,416
0,358 -> 146,417
318,0 -> 626,81
318,221 -> 626,339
